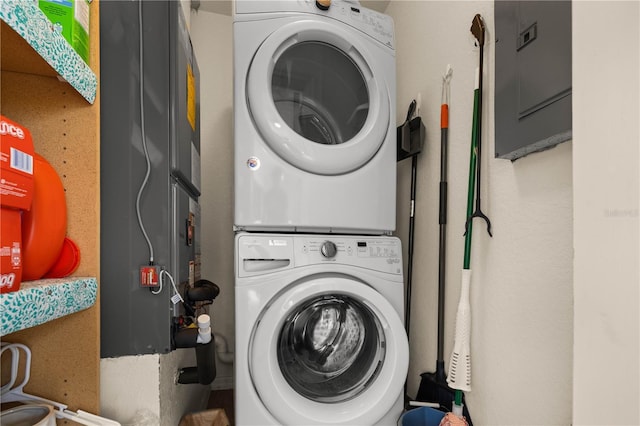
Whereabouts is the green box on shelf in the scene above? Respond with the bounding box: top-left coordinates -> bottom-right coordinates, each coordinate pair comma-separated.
38,0 -> 90,64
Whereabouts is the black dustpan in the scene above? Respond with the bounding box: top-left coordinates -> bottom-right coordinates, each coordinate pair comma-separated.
396,100 -> 425,340
397,100 -> 425,162
396,100 -> 425,405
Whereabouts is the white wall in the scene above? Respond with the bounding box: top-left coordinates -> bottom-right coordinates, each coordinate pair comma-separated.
572,2 -> 639,424
189,9 -> 236,390
387,2 -> 573,424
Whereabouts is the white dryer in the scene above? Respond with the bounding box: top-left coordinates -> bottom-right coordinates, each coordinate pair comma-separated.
233,0 -> 397,234
235,233 -> 409,426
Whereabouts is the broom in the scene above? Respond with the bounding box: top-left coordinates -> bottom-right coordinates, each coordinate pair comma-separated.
414,66 -> 473,423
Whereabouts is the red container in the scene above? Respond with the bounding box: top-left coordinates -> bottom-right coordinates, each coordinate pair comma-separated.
21,153 -> 67,281
44,237 -> 81,279
0,116 -> 34,210
1,209 -> 23,292
0,116 -> 35,293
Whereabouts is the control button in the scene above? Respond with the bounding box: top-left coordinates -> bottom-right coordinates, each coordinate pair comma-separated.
316,0 -> 331,10
320,241 -> 338,258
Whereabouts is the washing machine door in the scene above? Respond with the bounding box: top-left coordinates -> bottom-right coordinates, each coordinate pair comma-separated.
249,275 -> 408,425
246,19 -> 391,176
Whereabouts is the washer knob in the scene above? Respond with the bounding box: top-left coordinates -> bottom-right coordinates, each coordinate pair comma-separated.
316,0 -> 331,11
320,241 -> 337,258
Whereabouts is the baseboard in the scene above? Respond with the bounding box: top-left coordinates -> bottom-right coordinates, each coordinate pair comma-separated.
210,375 -> 234,390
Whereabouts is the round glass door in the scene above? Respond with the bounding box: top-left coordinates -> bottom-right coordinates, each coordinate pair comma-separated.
249,275 -> 408,425
272,42 -> 368,146
278,294 -> 385,403
246,20 -> 390,175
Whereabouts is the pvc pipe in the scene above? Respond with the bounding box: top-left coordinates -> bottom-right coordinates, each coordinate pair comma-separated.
213,332 -> 234,364
197,314 -> 212,344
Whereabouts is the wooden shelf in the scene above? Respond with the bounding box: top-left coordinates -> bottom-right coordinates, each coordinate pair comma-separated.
0,277 -> 97,336
0,0 -> 101,415
0,0 -> 97,103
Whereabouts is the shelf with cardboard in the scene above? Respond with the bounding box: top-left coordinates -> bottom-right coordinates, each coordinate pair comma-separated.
0,0 -> 97,103
1,277 -> 98,336
0,0 -> 101,414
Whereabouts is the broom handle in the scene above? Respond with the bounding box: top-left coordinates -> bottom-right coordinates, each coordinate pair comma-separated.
405,154 -> 418,334
463,86 -> 479,269
437,108 -> 449,363
437,65 -> 452,367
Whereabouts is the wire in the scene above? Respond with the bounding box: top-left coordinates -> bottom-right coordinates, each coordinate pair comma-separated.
155,270 -> 184,304
151,271 -> 163,295
135,0 -> 155,264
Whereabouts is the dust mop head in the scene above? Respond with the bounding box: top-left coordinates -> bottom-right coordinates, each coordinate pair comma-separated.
447,269 -> 472,392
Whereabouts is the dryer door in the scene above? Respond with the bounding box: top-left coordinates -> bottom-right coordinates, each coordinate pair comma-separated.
246,20 -> 390,176
249,275 -> 408,425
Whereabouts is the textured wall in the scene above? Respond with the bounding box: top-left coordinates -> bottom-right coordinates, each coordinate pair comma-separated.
572,2 -> 640,424
387,2 -> 573,424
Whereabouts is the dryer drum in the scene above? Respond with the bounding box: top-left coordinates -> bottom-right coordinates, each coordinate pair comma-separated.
271,41 -> 368,146
277,295 -> 386,403
273,98 -> 340,145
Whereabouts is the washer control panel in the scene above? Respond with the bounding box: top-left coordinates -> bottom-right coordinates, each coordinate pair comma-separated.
296,235 -> 402,274
237,234 -> 402,276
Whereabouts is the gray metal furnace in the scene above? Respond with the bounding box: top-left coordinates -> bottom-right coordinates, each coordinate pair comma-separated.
100,0 -> 206,359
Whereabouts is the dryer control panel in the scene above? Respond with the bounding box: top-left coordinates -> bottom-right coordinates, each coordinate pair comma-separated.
234,0 -> 395,50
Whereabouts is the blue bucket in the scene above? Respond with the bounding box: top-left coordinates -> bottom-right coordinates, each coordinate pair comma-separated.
399,407 -> 445,426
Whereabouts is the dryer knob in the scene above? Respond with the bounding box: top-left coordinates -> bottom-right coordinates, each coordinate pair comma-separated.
316,0 -> 331,11
321,241 -> 338,258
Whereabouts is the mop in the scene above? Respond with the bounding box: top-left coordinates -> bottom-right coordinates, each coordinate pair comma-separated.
442,14 -> 491,426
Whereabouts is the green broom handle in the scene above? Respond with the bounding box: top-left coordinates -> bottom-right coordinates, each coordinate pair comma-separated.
463,87 -> 480,270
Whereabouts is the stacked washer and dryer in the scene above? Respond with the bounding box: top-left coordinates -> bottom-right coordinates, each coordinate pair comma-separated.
233,1 -> 409,425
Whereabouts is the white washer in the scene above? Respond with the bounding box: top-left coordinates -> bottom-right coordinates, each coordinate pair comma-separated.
235,233 -> 409,426
233,0 -> 397,234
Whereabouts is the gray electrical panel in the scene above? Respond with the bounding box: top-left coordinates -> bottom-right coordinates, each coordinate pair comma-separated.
495,1 -> 572,160
100,0 -> 201,357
